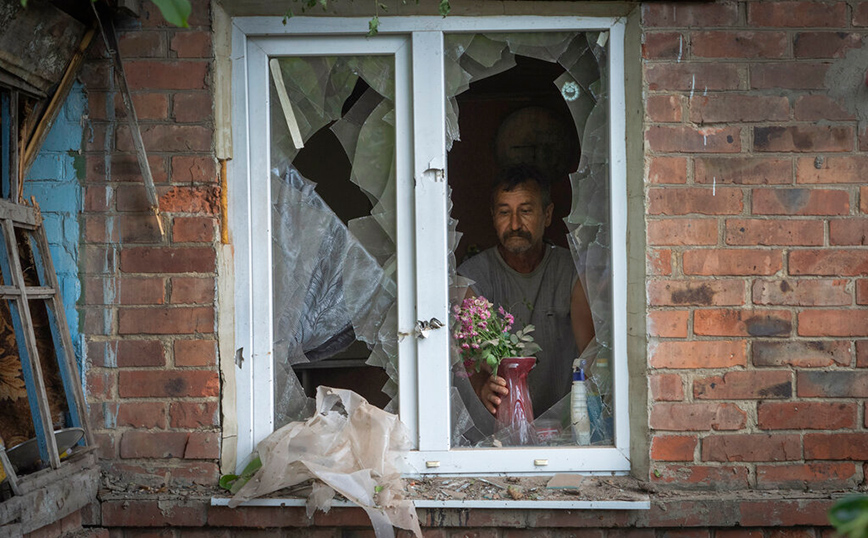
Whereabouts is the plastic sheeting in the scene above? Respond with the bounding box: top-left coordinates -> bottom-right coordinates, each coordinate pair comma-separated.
446,32 -> 615,447
270,55 -> 399,427
229,387 -> 422,538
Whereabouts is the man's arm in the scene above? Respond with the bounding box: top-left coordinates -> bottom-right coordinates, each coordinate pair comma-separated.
571,278 -> 596,353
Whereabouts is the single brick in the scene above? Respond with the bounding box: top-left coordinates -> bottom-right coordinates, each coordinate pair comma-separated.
648,187 -> 742,215
118,30 -> 166,58
683,249 -> 782,276
646,95 -> 684,123
120,247 -> 216,273
804,433 -> 868,460
648,311 -> 690,338
159,185 -> 220,214
751,63 -> 829,90
794,95 -> 855,121
646,64 -> 742,92
694,309 -> 792,337
752,188 -> 849,215
172,156 -> 218,184
89,155 -> 168,184
650,402 -> 747,431
650,340 -> 747,369
647,218 -> 718,246
169,401 -> 219,428
643,32 -> 684,60
694,370 -> 792,400
756,462 -> 857,490
650,464 -> 749,490
647,279 -> 744,306
754,126 -> 853,153
858,279 -> 868,305
797,370 -> 868,397
647,126 -> 741,153
643,2 -> 738,27
830,219 -> 868,245
117,124 -> 212,153
125,60 -> 209,90
863,186 -> 868,213
116,340 -> 166,367
648,249 -> 673,276
117,402 -> 168,429
118,370 -> 219,398
689,95 -> 789,123
695,157 -> 791,185
173,217 -> 217,243
651,435 -> 697,461
857,2 -> 868,26
173,92 -> 214,123
790,250 -> 868,276
119,215 -> 163,244
101,499 -> 208,527
650,373 -> 685,401
752,279 -> 850,306
859,340 -> 868,367
171,277 -> 214,304
794,31 -> 863,58
119,277 -> 166,305
748,1 -> 847,27
118,307 -> 214,335
799,156 -> 868,183
798,309 -> 868,337
170,31 -> 212,58
725,219 -> 823,246
120,431 -> 189,458
701,433 -> 801,462
87,370 -> 116,400
758,401 -> 856,430
174,339 -> 217,367
184,432 -> 220,459
647,157 -> 687,184
692,31 -> 787,59
739,499 -> 832,527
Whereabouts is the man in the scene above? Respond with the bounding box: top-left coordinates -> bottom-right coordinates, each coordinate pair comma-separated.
457,164 -> 595,417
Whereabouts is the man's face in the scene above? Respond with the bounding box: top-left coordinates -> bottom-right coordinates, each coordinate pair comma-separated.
491,182 -> 554,255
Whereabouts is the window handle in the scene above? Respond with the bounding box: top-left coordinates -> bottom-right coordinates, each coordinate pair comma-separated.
415,317 -> 444,338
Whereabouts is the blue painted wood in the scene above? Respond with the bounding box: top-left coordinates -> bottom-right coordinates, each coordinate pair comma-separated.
27,232 -> 82,432
0,228 -> 50,466
1,92 -> 10,200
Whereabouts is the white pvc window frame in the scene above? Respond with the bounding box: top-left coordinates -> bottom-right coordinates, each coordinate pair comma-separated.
229,15 -> 629,475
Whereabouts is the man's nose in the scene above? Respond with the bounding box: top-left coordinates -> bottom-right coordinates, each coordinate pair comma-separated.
510,212 -> 522,230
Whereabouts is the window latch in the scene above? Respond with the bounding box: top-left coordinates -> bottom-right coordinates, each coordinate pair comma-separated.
415,317 -> 444,339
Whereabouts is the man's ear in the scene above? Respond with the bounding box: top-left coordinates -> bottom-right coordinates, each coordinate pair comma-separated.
544,203 -> 554,227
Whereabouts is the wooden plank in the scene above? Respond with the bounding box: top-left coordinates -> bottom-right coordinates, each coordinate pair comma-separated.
30,223 -> 90,440
0,286 -> 54,299
9,91 -> 18,204
0,197 -> 36,226
1,219 -> 60,469
1,90 -> 10,199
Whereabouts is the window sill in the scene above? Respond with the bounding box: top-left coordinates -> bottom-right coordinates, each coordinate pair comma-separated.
211,497 -> 649,510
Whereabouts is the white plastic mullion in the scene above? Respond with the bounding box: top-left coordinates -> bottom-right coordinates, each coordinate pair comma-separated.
607,20 -> 630,459
412,31 -> 451,453
230,22 -> 255,472
246,39 -> 275,451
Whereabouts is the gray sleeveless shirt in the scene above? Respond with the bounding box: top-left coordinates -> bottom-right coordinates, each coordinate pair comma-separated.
457,245 -> 579,415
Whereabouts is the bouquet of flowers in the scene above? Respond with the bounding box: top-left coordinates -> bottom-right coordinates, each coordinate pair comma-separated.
452,296 -> 541,377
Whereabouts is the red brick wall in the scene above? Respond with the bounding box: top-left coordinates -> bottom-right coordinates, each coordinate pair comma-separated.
644,0 -> 868,490
81,0 -> 221,488
76,0 -> 867,533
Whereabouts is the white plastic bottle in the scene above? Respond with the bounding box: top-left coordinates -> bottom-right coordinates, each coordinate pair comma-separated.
571,359 -> 591,445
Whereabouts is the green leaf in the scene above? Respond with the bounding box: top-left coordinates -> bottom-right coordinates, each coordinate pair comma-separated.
509,334 -> 518,344
218,474 -> 239,491
438,0 -> 451,17
319,0 -> 328,10
829,495 -> 868,538
282,10 -> 294,25
151,0 -> 191,28
378,2 -> 388,11
20,0 -> 27,7
367,15 -> 380,37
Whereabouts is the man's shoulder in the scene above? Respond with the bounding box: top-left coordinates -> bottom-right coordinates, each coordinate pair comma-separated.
457,247 -> 499,276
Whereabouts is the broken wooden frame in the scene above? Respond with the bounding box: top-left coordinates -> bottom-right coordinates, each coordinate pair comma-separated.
0,194 -> 93,492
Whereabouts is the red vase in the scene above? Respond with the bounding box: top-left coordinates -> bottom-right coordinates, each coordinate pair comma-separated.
495,357 -> 537,446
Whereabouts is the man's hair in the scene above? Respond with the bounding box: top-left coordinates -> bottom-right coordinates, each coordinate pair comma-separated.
490,164 -> 553,209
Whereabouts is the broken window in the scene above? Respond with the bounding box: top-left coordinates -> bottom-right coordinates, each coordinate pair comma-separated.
231,17 -> 628,475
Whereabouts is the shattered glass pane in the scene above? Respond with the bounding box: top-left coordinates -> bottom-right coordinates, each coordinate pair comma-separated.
269,55 -> 398,428
446,32 -> 614,448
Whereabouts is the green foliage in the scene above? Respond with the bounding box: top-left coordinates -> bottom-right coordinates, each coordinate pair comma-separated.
830,495 -> 868,538
151,0 -> 192,28
218,455 -> 263,494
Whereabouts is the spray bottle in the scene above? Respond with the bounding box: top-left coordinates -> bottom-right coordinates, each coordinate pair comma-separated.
571,358 -> 591,445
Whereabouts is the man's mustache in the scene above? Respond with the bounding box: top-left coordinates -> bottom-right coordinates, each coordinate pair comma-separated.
503,230 -> 532,241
